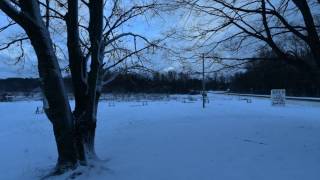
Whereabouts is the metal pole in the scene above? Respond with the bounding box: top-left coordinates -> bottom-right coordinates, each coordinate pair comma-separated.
202,54 -> 206,108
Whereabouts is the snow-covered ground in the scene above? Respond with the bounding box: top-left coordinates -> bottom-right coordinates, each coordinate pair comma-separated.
1,94 -> 320,180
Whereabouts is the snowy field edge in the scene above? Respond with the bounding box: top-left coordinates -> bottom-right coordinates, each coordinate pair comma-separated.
0,94 -> 320,180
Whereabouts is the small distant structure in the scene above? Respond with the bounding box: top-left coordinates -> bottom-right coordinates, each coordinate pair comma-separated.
35,106 -> 44,114
239,97 -> 252,103
142,101 -> 148,106
30,87 -> 42,100
201,54 -> 208,108
271,89 -> 286,106
202,91 -> 208,106
108,101 -> 115,107
0,93 -> 14,102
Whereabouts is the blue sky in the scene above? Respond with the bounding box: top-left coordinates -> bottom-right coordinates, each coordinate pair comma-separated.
2,1 -> 318,78
0,1 -> 179,78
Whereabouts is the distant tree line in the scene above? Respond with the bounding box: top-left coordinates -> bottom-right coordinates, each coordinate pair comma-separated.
0,78 -> 40,93
0,71 -> 228,94
229,49 -> 320,97
2,64 -> 320,97
103,71 -> 228,94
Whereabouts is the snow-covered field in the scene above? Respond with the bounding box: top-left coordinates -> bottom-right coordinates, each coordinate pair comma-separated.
1,94 -> 320,180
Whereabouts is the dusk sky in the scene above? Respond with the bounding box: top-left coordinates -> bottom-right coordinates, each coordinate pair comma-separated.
0,2 -> 181,78
1,1 -> 317,78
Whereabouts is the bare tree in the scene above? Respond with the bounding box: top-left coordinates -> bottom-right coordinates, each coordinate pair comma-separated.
168,0 -> 320,74
64,0 -> 160,163
0,0 -> 160,175
0,0 -> 78,172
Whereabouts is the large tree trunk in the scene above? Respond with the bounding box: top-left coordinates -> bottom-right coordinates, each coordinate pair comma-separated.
25,15 -> 78,175
66,0 -> 88,117
65,0 -> 105,161
292,0 -> 320,69
83,0 -> 105,158
0,0 -> 78,173
1,0 -> 107,173
66,0 -> 88,164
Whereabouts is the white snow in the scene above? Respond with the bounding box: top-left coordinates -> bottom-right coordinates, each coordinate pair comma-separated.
1,94 -> 320,180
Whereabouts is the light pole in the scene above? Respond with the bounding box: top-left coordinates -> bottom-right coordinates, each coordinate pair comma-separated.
202,54 -> 206,108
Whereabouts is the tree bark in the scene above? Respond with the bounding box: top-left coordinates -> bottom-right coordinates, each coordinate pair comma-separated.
83,0 -> 105,158
66,0 -> 88,117
292,0 -> 320,69
28,25 -> 77,171
65,0 -> 105,160
0,0 -> 78,172
66,0 -> 88,163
